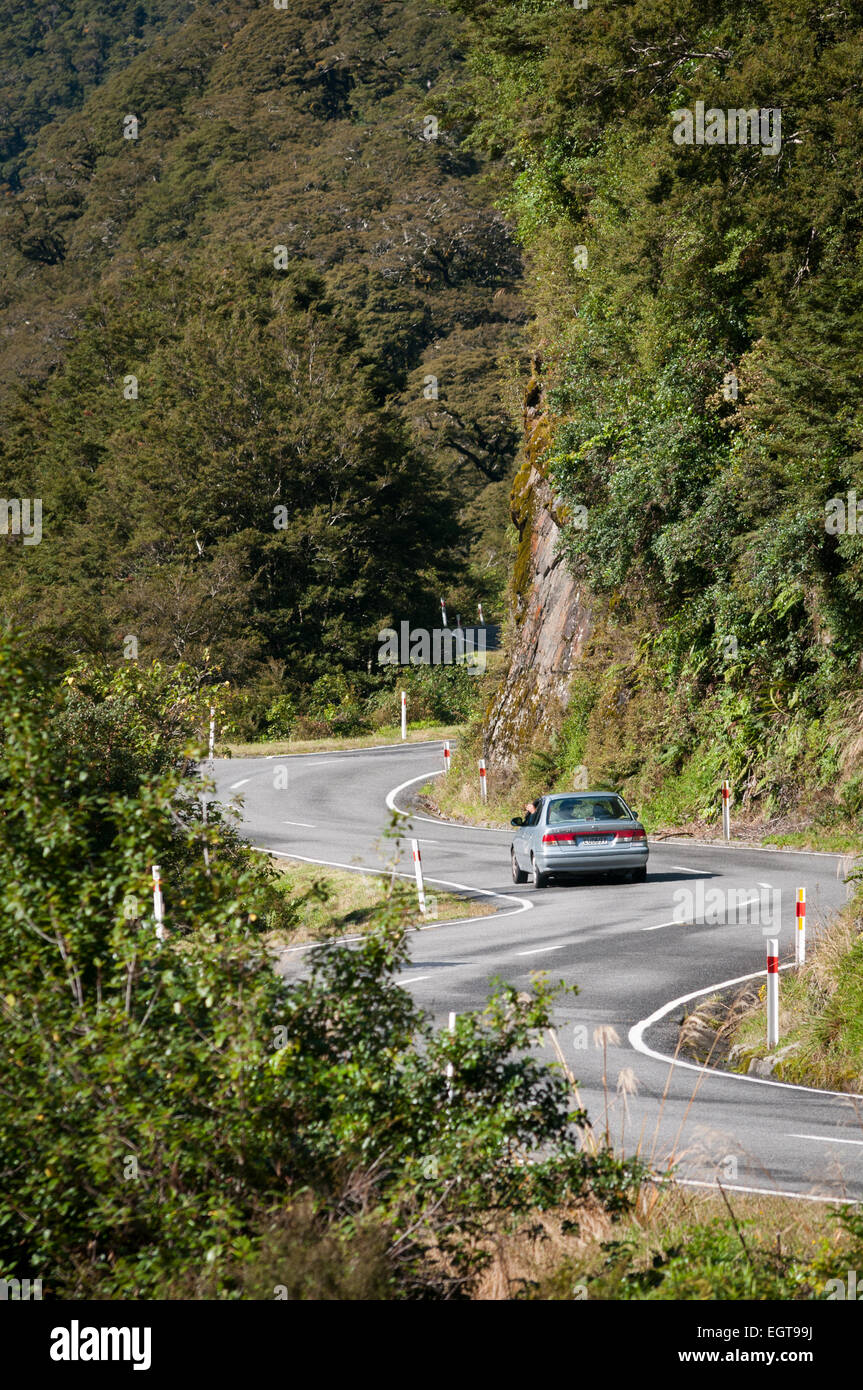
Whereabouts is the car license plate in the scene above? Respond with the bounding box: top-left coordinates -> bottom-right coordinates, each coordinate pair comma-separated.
579,835 -> 613,845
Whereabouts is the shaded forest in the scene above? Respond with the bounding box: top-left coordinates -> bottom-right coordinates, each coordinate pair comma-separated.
0,0 -> 526,698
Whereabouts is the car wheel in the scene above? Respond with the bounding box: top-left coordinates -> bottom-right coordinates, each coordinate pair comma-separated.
631,865 -> 648,882
530,855 -> 548,889
511,848 -> 528,884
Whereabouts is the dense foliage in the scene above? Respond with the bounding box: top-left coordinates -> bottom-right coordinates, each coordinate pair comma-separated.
447,0 -> 863,817
0,632 -> 640,1297
0,0 -> 526,688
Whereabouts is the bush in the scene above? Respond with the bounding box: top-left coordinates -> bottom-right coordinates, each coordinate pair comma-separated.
0,631 -> 641,1298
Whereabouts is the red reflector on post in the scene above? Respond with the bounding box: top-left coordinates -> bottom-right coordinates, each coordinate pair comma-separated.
767,955 -> 778,974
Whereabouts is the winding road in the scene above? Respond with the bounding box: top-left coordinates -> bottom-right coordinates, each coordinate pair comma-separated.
212,740 -> 863,1203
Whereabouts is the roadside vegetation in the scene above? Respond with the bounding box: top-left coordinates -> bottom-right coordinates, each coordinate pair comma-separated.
265,857 -> 495,949
3,632 -> 863,1300
712,886 -> 863,1093
223,724 -> 462,760
445,0 -> 863,839
0,634 -> 644,1300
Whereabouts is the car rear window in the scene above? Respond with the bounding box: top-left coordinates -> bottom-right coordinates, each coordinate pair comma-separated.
546,796 -> 629,824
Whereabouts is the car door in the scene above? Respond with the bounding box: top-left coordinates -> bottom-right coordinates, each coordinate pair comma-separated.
522,799 -> 543,865
513,802 -> 538,869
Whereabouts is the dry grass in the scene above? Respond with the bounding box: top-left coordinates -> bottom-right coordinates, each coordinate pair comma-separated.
470,1185 -> 842,1299
266,856 -> 495,948
221,724 -> 462,758
720,890 -> 863,1091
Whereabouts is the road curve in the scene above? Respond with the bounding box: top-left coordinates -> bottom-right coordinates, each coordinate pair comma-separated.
211,741 -> 863,1203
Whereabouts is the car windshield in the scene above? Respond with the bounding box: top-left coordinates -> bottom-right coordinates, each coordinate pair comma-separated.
546,796 -> 629,825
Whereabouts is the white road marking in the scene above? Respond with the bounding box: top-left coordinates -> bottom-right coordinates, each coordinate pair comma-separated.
282,820 -> 317,828
629,968 -> 863,1100
386,770 -> 513,832
669,865 -> 708,874
516,942 -> 572,957
644,893 -> 762,932
673,1178 -> 854,1205
787,1133 -> 863,1147
400,975 -> 433,984
230,778 -> 251,789
659,837 -> 842,859
251,848 -> 533,953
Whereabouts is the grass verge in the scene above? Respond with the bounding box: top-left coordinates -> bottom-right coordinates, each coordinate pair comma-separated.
265,855 -> 496,947
221,723 -> 461,758
676,886 -> 863,1093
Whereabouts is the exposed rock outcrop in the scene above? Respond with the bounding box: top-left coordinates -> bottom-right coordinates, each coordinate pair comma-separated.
484,361 -> 592,773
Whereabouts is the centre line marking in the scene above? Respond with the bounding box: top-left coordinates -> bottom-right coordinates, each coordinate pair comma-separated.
230,778 -> 251,789
517,942 -> 572,957
400,974 -> 433,984
282,820 -> 317,828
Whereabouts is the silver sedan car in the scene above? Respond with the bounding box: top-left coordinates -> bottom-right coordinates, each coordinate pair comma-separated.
510,791 -> 648,888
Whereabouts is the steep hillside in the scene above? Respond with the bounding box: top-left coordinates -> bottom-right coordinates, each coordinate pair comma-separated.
449,0 -> 863,828
0,0 -> 526,700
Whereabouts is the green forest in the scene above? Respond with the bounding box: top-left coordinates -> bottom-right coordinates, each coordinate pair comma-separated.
2,0 -> 863,1312
448,0 -> 863,826
0,0 -> 525,737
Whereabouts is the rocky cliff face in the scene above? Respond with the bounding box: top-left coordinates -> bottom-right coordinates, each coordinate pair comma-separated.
484,366 -> 593,773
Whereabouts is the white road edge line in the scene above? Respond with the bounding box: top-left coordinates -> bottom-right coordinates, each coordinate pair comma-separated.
239,739 -> 450,762
385,769 -> 513,832
671,1178 -> 855,1205
658,837 -> 845,859
252,848 -> 533,953
229,778 -> 251,789
787,1132 -> 863,1147
629,966 -> 863,1100
282,820 -> 317,828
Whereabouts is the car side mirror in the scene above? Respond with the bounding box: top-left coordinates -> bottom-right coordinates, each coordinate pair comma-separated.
511,816 -> 525,827
630,810 -> 639,820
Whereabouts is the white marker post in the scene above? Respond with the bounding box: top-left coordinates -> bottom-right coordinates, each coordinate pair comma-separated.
443,740 -> 451,774
411,838 -> 427,915
208,705 -> 215,767
152,864 -> 165,944
721,779 -> 731,841
479,758 -> 488,803
766,937 -> 779,1049
795,887 -> 806,966
477,602 -> 484,625
400,689 -> 407,741
440,597 -> 448,627
446,1010 -> 456,1096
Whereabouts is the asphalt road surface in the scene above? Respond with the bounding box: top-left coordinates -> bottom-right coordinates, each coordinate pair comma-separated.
211,741 -> 863,1203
